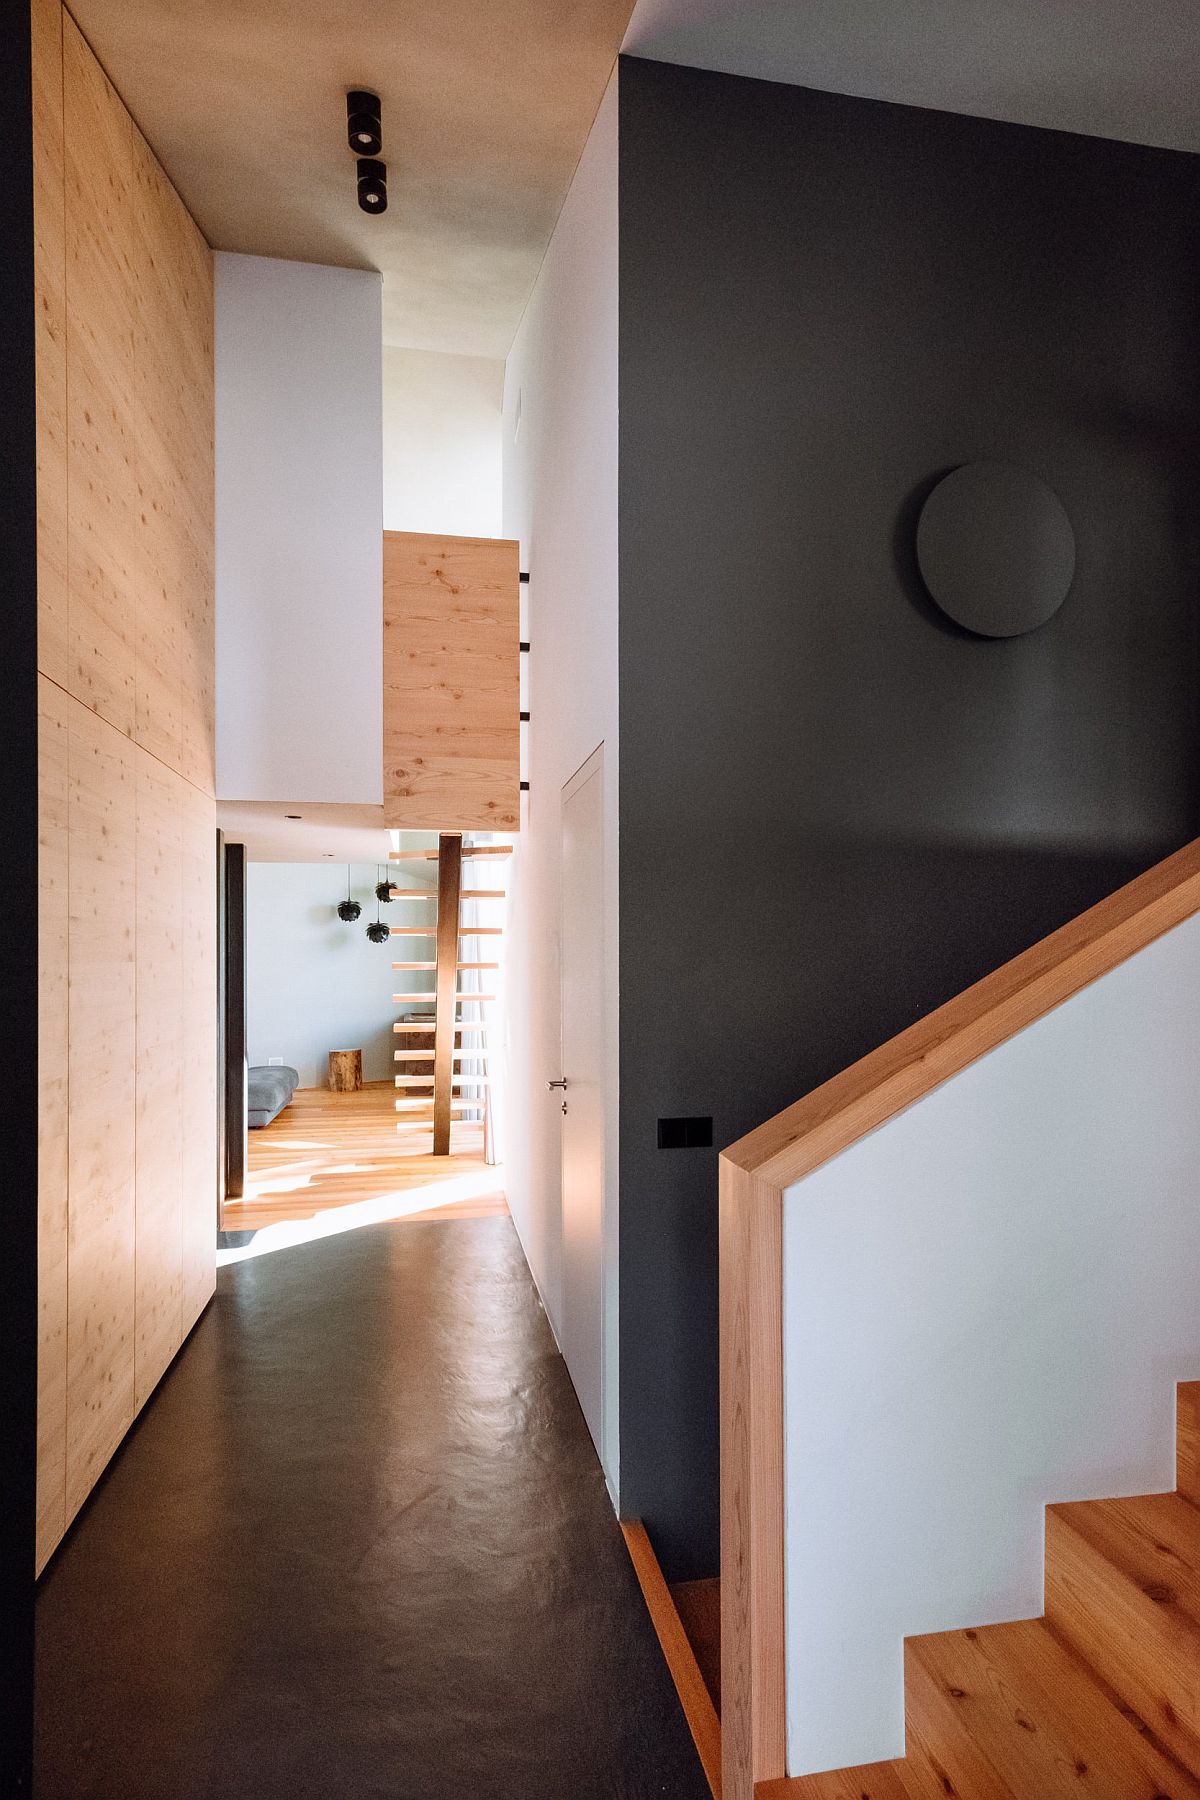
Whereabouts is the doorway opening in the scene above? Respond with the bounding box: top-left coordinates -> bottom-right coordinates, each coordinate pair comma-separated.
215,817 -> 513,1262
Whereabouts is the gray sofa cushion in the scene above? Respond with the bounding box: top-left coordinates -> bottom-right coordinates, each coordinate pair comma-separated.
247,1065 -> 299,1129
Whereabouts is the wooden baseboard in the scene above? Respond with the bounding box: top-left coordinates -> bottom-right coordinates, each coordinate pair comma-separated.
621,1520 -> 722,1798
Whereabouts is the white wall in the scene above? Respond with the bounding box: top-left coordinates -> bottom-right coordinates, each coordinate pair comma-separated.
215,254 -> 383,806
246,861 -> 432,1088
780,911 -> 1200,1775
502,72 -> 620,1492
383,346 -> 503,537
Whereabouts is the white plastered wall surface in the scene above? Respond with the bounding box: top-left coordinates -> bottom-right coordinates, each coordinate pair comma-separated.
501,69 -> 620,1494
780,908 -> 1200,1775
214,253 -> 383,806
382,346 -> 503,538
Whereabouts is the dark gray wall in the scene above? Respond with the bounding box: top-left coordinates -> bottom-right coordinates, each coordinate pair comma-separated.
1,4 -> 40,1786
617,56 -> 1200,1581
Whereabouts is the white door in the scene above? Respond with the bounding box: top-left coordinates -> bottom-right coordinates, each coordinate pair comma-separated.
559,746 -> 605,1456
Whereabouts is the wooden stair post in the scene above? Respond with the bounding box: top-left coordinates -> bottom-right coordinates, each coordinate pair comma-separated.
432,832 -> 463,1155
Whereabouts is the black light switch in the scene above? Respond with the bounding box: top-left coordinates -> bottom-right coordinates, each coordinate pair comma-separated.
657,1116 -> 713,1149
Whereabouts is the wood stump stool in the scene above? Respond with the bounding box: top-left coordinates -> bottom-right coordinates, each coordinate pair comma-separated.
327,1048 -> 363,1092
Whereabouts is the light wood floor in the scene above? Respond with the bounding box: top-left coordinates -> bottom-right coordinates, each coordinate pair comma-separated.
224,1082 -> 507,1233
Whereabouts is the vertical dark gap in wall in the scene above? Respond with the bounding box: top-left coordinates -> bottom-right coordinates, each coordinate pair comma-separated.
216,831 -> 227,1217
0,6 -> 40,1788
223,843 -> 247,1201
617,55 -> 1200,1582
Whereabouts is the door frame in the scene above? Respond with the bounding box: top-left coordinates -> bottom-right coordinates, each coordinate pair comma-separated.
559,743 -> 607,1463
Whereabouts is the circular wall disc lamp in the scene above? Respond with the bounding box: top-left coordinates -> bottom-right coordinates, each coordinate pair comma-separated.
915,460 -> 1075,637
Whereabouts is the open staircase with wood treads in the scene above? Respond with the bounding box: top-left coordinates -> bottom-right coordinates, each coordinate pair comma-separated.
656,1381 -> 1200,1800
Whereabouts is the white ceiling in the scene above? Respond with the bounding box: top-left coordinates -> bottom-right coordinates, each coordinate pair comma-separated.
622,0 -> 1200,154
69,0 -> 636,359
69,0 -> 1200,365
215,800 -> 398,866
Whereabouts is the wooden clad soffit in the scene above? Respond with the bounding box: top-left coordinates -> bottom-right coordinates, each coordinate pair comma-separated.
382,530 -> 521,833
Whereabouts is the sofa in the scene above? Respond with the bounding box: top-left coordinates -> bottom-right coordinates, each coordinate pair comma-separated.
247,1064 -> 299,1129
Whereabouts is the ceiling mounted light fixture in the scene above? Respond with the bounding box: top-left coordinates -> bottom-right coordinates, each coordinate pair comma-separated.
346,89 -> 382,157
357,157 -> 387,215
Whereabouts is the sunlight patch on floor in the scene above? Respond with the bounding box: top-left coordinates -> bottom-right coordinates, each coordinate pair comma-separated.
217,1166 -> 505,1265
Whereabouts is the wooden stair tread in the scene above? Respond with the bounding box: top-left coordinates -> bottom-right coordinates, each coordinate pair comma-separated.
904,1616 -> 1200,1799
391,845 -> 512,860
1050,1491 -> 1200,1624
396,1075 -> 491,1086
1179,1384 -> 1200,1507
1046,1490 -> 1200,1767
757,1764 -> 916,1799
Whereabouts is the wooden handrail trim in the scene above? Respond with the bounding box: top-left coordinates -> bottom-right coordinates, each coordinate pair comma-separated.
621,1521 -> 723,1798
726,837 -> 1200,1191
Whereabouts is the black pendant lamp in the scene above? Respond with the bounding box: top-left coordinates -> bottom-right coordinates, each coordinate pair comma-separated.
337,864 -> 362,923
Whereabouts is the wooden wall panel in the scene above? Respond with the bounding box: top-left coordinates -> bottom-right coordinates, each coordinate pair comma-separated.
33,1 -> 217,1561
180,786 -> 217,1331
65,699 -> 137,1526
382,531 -> 521,832
130,116 -> 215,792
36,677 -> 69,1573
63,16 -> 139,738
32,0 -> 67,690
134,747 -> 183,1406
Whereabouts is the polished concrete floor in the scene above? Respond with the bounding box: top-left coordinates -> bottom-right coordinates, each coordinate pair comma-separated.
35,1217 -> 710,1799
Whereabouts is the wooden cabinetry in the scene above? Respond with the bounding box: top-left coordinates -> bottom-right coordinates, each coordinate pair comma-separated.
33,0 -> 216,1570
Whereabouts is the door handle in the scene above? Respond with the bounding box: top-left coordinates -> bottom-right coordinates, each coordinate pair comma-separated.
547,1078 -> 569,1091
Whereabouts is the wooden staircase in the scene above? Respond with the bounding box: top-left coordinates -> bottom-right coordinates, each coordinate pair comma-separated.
753,1381 -> 1200,1798
389,832 -> 510,1155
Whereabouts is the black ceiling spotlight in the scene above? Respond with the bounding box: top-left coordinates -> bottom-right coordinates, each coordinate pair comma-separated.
346,90 -> 382,157
357,157 -> 387,215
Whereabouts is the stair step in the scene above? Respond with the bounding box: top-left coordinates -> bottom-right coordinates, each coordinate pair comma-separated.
758,1763 -> 916,1798
392,962 -> 437,970
390,926 -> 437,935
395,1075 -> 491,1087
394,1096 -> 475,1108
391,845 -> 512,860
904,1616 -> 1200,1799
1180,1383 -> 1200,1506
387,889 -> 435,898
1045,1490 -> 1200,1772
461,889 -> 504,898
392,1021 -> 435,1031
458,926 -> 502,935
